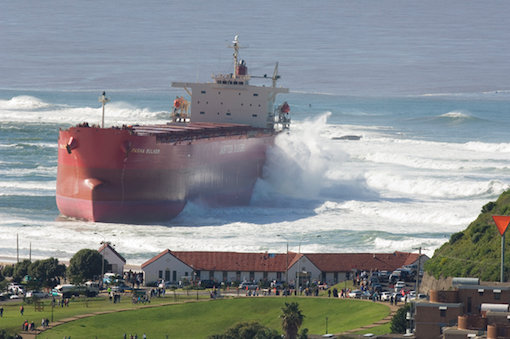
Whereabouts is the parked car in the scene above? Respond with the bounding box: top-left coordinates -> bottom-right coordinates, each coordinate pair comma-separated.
348,289 -> 362,298
239,282 -> 258,290
394,281 -> 406,292
372,283 -> 383,292
10,294 -> 21,299
271,281 -> 286,289
361,290 -> 372,299
199,280 -> 220,288
158,281 -> 180,289
390,269 -> 414,283
26,290 -> 49,298
393,293 -> 404,302
110,285 -> 130,293
378,271 -> 390,282
380,292 -> 392,301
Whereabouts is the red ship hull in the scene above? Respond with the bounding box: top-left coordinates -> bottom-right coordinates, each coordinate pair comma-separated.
56,123 -> 275,223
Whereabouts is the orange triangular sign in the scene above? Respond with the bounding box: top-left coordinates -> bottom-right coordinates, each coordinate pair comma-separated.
492,215 -> 510,236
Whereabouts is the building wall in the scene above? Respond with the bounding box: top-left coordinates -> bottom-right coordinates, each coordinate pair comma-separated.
458,287 -> 510,314
415,303 -> 464,339
143,252 -> 193,285
287,256 -> 322,287
100,248 -> 125,275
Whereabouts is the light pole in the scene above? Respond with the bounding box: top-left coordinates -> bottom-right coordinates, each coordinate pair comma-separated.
16,225 -> 27,263
277,235 -> 289,284
297,235 -> 320,291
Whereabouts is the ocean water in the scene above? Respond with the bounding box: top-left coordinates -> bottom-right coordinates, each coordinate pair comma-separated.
0,1 -> 510,265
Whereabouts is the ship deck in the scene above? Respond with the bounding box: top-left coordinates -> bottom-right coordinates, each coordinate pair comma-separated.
130,122 -> 273,143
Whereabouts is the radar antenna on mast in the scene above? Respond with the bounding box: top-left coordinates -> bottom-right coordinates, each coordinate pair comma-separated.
227,35 -> 247,78
98,91 -> 110,128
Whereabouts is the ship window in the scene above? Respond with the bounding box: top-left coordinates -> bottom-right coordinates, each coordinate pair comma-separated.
218,92 -> 221,94
239,82 -> 243,85
206,102 -> 208,104
200,112 -> 205,115
252,114 -> 257,117
238,92 -> 241,95
201,91 -> 206,94
258,104 -> 261,107
226,113 -> 231,116
253,93 -> 258,96
241,103 -> 243,106
223,81 -> 227,84
250,104 -> 252,106
234,82 -> 238,85
221,102 -> 223,105
197,101 -> 200,104
228,81 -> 232,84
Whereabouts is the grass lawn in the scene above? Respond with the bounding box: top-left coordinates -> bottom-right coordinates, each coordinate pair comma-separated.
0,292 -> 209,335
32,297 -> 389,339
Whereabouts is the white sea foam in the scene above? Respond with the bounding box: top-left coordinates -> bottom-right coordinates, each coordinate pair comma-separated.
0,96 -> 53,110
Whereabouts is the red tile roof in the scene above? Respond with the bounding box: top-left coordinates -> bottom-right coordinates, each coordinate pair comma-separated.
142,249 -> 296,272
98,243 -> 126,264
141,250 -> 424,273
305,252 -> 422,272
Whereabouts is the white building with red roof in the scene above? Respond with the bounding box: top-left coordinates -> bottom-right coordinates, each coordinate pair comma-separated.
98,243 -> 126,275
141,250 -> 427,286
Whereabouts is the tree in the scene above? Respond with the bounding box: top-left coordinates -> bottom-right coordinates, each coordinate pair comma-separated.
68,249 -> 105,282
1,265 -> 13,278
12,259 -> 31,283
207,322 -> 280,339
27,258 -> 66,288
280,302 -> 305,339
390,303 -> 411,334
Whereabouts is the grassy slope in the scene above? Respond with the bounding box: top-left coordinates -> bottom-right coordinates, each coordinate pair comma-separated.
30,297 -> 388,339
425,189 -> 510,281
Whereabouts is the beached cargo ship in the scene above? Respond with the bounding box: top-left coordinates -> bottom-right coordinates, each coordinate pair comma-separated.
56,36 -> 290,223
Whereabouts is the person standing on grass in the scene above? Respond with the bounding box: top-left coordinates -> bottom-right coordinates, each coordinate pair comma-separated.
143,333 -> 146,339
20,305 -> 24,315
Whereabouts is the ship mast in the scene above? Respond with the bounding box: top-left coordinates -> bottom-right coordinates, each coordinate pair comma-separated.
227,35 -> 246,78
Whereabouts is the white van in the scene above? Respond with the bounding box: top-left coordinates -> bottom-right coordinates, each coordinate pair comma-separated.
52,281 -> 99,298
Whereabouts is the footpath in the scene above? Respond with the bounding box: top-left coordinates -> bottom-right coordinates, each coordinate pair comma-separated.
18,297 -> 401,339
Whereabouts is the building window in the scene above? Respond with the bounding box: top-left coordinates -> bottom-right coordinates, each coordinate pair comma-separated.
334,273 -> 338,284
159,270 -> 163,279
440,309 -> 446,317
201,91 -> 206,94
250,271 -> 255,280
252,114 -> 257,117
200,111 -> 205,114
494,290 -> 501,300
263,272 -> 268,280
209,271 -> 214,279
253,93 -> 258,96
226,113 -> 231,116
185,272 -> 188,276
478,289 -> 484,296
165,270 -> 170,281
277,272 -> 282,281
173,271 -> 177,282
223,271 -> 228,281
236,271 -> 241,281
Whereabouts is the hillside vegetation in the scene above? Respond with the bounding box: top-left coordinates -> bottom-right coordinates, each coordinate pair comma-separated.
425,189 -> 510,281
